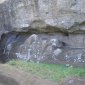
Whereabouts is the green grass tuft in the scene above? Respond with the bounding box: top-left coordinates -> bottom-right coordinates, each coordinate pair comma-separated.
8,60 -> 85,82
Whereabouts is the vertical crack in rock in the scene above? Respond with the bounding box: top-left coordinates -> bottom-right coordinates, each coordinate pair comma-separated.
31,0 -> 39,19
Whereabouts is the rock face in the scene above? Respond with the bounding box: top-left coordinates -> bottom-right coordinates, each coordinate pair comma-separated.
1,32 -> 85,67
0,0 -> 85,66
0,0 -> 85,33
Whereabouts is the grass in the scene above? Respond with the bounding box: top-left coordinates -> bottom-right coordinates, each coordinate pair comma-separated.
8,60 -> 85,82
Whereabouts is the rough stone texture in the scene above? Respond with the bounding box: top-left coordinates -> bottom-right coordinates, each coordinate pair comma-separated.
0,0 -> 85,66
1,0 -> 85,33
0,32 -> 85,67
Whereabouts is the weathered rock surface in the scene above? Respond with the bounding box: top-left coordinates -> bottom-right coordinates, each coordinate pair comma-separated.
0,32 -> 85,67
0,0 -> 85,66
1,0 -> 85,33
